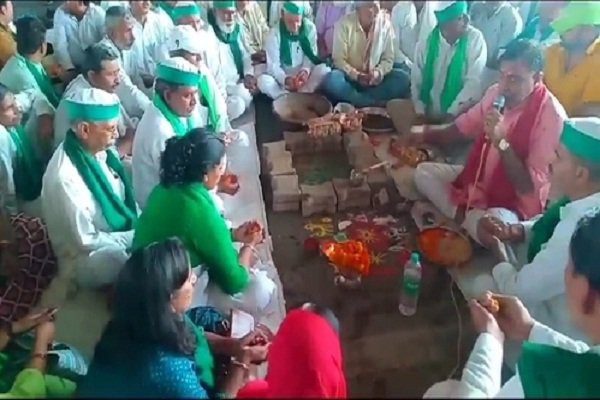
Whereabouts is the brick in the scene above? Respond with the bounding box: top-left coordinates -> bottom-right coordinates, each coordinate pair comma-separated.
266,151 -> 296,176
300,182 -> 337,217
332,178 -> 371,211
271,174 -> 301,204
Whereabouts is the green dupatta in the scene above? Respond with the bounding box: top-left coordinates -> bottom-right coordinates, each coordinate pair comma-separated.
527,197 -> 570,263
279,19 -> 322,66
63,130 -> 137,232
8,126 -> 44,202
185,316 -> 215,390
207,10 -> 244,79
420,26 -> 468,114
152,94 -> 192,137
518,342 -> 600,398
18,55 -> 60,108
198,75 -> 220,132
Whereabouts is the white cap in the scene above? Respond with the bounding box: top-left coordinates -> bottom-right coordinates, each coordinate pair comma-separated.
64,88 -> 121,122
168,25 -> 203,55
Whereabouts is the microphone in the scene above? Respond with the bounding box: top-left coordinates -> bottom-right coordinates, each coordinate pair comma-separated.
492,95 -> 506,114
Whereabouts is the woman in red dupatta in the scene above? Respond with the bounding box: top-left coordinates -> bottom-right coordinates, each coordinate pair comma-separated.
237,305 -> 347,398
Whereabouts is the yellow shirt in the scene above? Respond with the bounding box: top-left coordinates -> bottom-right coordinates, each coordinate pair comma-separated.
0,23 -> 16,70
238,1 -> 269,53
331,12 -> 394,80
544,40 -> 600,116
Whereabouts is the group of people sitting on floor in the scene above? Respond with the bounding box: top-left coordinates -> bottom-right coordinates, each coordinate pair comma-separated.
0,0 -> 598,398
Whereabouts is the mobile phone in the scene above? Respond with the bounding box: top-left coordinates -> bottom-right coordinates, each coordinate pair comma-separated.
230,309 -> 255,339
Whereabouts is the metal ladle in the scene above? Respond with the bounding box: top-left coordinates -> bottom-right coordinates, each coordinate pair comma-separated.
349,161 -> 390,187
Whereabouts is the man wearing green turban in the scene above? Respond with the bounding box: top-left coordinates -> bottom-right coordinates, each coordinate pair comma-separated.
257,1 -> 331,99
411,0 -> 487,122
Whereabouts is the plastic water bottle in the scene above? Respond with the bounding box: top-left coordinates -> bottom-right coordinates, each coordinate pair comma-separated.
399,252 -> 422,316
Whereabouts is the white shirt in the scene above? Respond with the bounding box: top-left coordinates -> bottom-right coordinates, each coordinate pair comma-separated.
264,19 -> 318,85
53,3 -> 106,70
0,90 -> 53,217
411,25 -> 488,116
53,74 -> 150,149
131,103 -> 181,208
208,22 -> 254,87
391,1 -> 439,66
100,1 -> 129,10
130,11 -> 173,80
493,192 -> 600,341
41,143 -> 134,291
458,322 -> 598,398
470,1 -> 523,64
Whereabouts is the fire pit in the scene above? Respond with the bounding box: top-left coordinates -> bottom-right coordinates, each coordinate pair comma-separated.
273,93 -> 333,131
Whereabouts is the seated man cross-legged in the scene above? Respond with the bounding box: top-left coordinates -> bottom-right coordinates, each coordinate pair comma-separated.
41,88 -> 138,305
411,0 -> 487,123
257,1 -> 330,99
322,0 -> 410,108
409,39 -> 566,242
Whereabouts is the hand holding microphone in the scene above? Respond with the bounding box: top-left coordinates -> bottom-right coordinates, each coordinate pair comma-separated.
484,95 -> 507,145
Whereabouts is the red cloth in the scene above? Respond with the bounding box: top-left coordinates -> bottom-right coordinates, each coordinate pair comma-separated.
237,309 -> 347,399
450,83 -> 550,218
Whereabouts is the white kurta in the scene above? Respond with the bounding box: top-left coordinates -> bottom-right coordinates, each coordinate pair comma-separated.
190,64 -> 232,133
131,103 -> 186,209
129,11 -> 173,89
53,3 -> 106,70
492,192 -> 600,341
207,24 -> 254,120
0,90 -> 54,218
258,19 -> 330,99
411,25 -> 488,117
391,1 -> 440,67
41,144 -> 135,306
425,322 -> 599,398
53,74 -> 150,149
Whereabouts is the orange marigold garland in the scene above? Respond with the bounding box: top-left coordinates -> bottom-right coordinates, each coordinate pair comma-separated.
322,240 -> 371,277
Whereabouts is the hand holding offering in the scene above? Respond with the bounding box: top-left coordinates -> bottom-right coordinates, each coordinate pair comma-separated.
219,173 -> 240,196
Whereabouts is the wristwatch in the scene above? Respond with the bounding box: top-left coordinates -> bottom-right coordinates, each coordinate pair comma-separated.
498,138 -> 510,152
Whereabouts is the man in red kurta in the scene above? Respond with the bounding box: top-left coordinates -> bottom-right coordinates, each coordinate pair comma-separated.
408,39 -> 567,244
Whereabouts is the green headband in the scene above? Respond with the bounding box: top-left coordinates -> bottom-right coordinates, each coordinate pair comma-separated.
283,2 -> 304,16
156,63 -> 200,86
560,122 -> 600,163
172,3 -> 201,21
67,101 -> 120,123
435,1 -> 467,25
551,2 -> 600,35
213,1 -> 236,10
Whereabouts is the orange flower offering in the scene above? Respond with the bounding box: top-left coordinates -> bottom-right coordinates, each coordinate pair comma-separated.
487,298 -> 500,314
322,240 -> 371,276
246,221 -> 262,235
224,174 -> 239,185
417,227 -> 472,267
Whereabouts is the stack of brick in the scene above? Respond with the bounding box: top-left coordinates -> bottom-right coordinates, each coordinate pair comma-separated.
300,182 -> 337,217
262,141 -> 301,212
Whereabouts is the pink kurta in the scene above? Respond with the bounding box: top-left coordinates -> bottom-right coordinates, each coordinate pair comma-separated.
454,84 -> 566,217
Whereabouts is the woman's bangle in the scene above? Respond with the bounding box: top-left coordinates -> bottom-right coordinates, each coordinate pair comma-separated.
230,358 -> 249,371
